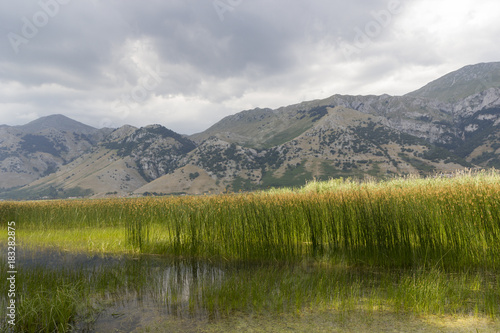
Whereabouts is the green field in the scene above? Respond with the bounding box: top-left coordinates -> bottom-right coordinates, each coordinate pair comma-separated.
1,170 -> 500,332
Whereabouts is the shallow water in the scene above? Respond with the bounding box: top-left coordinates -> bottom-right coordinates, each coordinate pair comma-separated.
4,247 -> 228,332
2,246 -> 500,332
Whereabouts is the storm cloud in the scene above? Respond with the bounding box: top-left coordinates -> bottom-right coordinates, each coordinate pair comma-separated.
1,0 -> 499,134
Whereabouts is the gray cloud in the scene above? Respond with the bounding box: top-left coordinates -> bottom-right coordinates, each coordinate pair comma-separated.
0,0 -> 499,134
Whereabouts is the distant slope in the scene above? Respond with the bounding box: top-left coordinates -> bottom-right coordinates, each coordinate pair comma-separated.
103,124 -> 197,181
191,93 -> 458,149
19,146 -> 147,199
190,101 -> 333,149
133,164 -> 223,195
406,62 -> 500,102
15,114 -> 98,135
0,115 -> 111,190
2,124 -> 198,199
166,106 -> 468,195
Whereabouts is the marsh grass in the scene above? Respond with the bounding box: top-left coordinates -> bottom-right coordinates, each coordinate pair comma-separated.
0,261 -> 93,333
1,170 -> 500,266
1,170 -> 499,268
1,169 -> 500,331
16,282 -> 85,332
16,227 -> 130,254
133,169 -> 500,269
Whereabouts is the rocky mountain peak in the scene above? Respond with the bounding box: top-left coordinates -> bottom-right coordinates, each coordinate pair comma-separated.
406,62 -> 500,102
16,114 -> 98,134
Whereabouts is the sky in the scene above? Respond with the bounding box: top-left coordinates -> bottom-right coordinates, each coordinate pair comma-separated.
1,0 -> 500,135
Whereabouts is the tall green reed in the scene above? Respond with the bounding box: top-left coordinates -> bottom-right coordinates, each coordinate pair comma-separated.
2,170 -> 500,269
137,170 -> 500,268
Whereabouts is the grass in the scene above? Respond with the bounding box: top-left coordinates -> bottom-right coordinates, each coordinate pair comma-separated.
16,227 -> 129,253
0,251 -> 170,332
0,260 -> 94,332
3,169 -> 500,269
1,169 -> 500,331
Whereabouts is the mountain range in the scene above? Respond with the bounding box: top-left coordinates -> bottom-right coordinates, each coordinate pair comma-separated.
1,62 -> 500,200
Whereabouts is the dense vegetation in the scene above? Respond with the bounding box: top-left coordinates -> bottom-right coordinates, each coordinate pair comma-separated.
2,170 -> 500,267
1,170 -> 500,331
20,134 -> 67,157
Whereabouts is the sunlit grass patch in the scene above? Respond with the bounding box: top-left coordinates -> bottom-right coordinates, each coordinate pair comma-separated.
3,227 -> 132,254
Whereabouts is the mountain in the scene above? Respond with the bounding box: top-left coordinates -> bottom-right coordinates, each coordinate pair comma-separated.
3,124 -> 198,199
15,114 -> 98,134
406,62 -> 500,102
185,105 -> 469,192
0,114 -> 112,192
1,62 -> 500,199
103,125 -> 197,181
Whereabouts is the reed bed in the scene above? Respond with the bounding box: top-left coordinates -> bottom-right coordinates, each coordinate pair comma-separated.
1,170 -> 500,331
1,169 -> 500,269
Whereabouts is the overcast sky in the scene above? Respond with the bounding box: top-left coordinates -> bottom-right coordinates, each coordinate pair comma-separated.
1,0 -> 499,134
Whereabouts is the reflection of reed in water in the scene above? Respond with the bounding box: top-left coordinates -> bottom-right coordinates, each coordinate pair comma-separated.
1,248 -> 500,332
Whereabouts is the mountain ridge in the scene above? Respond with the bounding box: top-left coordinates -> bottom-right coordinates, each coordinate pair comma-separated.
406,62 -> 500,102
14,114 -> 99,134
1,62 -> 500,199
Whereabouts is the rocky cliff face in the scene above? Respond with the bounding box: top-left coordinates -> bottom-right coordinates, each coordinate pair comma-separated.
103,124 -> 197,181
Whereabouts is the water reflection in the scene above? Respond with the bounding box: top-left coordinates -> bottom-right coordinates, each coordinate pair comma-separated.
2,247 -> 498,332
10,247 -> 226,332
